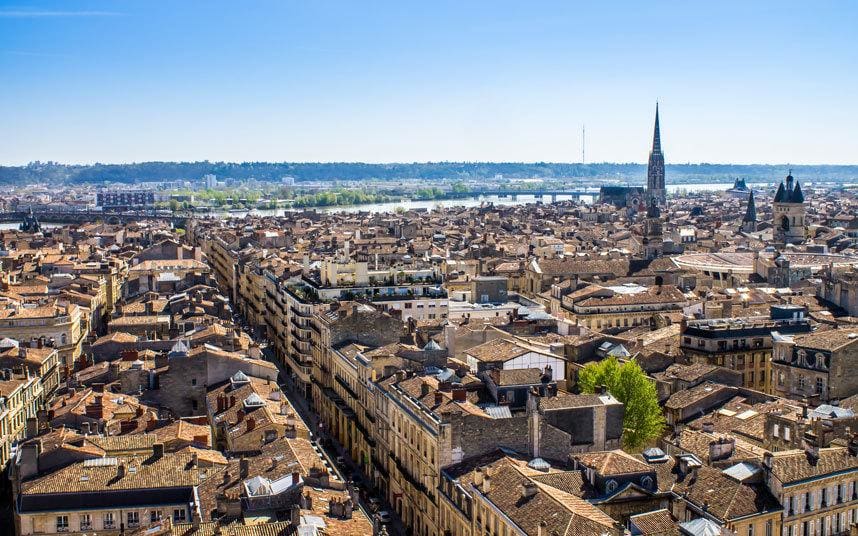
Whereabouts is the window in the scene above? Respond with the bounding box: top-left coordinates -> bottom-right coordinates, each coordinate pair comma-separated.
104,512 -> 115,529
816,377 -> 825,394
151,510 -> 163,523
606,480 -> 618,493
174,508 -> 187,522
191,378 -> 197,386
747,525 -> 754,536
127,511 -> 140,528
80,514 -> 92,530
784,426 -> 791,441
773,424 -> 779,438
56,516 -> 69,532
765,520 -> 772,536
798,376 -> 806,390
641,476 -> 653,489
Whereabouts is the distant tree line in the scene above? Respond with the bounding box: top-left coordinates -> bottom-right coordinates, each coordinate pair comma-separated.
3,161 -> 858,185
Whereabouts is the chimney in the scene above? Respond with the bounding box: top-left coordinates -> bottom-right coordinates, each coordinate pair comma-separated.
229,395 -> 236,408
93,383 -> 105,393
292,471 -> 300,485
420,381 -> 431,398
153,443 -> 165,459
452,387 -> 467,403
246,416 -> 256,432
191,453 -> 199,467
217,394 -> 226,413
236,409 -> 245,422
240,457 -> 250,479
117,464 -> 127,478
434,391 -> 443,406
701,421 -> 714,433
473,467 -> 484,487
482,475 -> 491,493
521,481 -> 538,500
708,437 -> 735,462
81,421 -> 91,435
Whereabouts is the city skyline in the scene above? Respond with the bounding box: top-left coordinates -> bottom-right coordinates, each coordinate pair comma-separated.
2,1 -> 858,165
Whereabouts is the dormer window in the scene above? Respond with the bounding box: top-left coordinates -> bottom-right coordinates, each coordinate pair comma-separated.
641,476 -> 654,489
606,480 -> 618,494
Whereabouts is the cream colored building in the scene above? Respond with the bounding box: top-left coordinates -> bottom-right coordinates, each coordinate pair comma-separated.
0,302 -> 86,369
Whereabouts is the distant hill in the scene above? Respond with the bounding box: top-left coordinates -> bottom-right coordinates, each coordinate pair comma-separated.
2,161 -> 858,185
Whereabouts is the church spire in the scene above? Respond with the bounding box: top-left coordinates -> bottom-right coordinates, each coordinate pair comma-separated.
743,190 -> 757,223
652,102 -> 662,154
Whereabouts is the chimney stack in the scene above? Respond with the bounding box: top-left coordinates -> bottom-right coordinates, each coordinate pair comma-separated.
521,481 -> 538,500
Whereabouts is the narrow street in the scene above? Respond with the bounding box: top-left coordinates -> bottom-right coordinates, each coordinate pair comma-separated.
257,342 -> 404,535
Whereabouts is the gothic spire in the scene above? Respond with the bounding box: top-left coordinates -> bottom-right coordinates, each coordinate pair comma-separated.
743,190 -> 757,222
652,102 -> 662,154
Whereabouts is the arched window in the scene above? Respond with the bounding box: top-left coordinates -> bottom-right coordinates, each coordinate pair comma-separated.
60,333 -> 67,345
606,480 -> 618,494
641,476 -> 654,489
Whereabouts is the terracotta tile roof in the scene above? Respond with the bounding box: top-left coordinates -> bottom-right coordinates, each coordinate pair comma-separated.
664,381 -> 735,410
478,461 -> 621,535
21,450 -> 200,495
792,329 -> 858,352
673,464 -> 781,522
768,446 -> 858,484
574,450 -> 652,476
465,338 -> 531,362
629,509 -> 679,535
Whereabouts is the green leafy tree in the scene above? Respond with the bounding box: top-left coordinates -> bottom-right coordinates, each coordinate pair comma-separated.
578,357 -> 665,451
168,199 -> 180,212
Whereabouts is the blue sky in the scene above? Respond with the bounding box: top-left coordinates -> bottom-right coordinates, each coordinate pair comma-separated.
1,1 -> 856,165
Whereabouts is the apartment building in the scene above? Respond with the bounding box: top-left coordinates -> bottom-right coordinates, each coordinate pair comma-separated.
764,445 -> 858,536
559,283 -> 691,332
0,368 -> 44,468
681,305 -> 812,393
0,302 -> 86,369
772,329 -> 858,404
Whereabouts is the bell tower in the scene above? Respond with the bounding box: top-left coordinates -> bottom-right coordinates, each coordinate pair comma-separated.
772,170 -> 806,245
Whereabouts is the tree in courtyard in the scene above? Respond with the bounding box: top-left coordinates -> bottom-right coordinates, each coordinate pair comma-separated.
577,357 -> 665,451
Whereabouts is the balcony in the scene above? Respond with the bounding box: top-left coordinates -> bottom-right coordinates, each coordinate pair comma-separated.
291,327 -> 312,342
291,340 -> 313,360
290,306 -> 312,318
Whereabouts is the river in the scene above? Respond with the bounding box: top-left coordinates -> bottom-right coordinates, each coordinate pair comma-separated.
0,182 -> 773,227
212,181 -> 772,217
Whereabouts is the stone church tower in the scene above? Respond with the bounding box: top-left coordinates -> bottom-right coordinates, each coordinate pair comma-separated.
772,171 -> 806,245
647,103 -> 666,207
741,190 -> 757,233
642,198 -> 663,259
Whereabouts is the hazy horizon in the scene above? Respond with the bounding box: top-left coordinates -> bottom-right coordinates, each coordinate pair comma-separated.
3,1 -> 857,165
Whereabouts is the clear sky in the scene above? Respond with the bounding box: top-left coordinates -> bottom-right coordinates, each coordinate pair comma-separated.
2,1 -> 857,165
